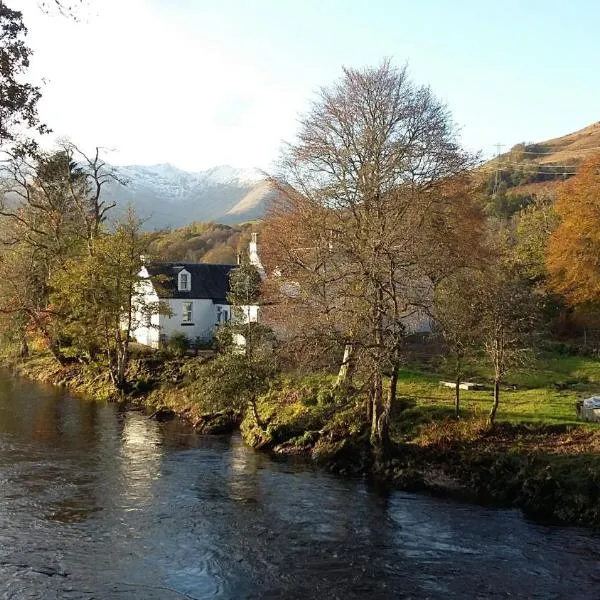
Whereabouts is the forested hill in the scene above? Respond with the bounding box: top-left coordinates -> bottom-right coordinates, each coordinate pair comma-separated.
480,121 -> 600,219
144,222 -> 256,264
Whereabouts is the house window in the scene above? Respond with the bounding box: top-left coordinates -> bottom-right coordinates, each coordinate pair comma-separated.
178,271 -> 191,291
182,302 -> 193,323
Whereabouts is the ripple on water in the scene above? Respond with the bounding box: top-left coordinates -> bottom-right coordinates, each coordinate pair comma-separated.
0,378 -> 600,599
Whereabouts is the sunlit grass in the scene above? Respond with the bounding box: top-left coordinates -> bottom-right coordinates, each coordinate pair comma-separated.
391,352 -> 600,441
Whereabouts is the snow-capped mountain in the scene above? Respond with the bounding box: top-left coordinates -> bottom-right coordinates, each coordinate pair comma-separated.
105,163 -> 276,229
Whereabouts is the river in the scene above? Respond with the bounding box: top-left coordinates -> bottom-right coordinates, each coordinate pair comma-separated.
0,375 -> 599,599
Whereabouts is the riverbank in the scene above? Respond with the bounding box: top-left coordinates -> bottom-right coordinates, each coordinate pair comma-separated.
2,352 -> 240,433
5,351 -> 600,527
240,367 -> 600,527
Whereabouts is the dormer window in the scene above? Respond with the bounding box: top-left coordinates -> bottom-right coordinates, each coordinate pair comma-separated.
178,269 -> 191,291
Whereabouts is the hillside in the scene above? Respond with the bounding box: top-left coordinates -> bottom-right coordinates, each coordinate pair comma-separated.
480,121 -> 600,218
102,124 -> 600,228
492,121 -> 600,169
144,221 -> 256,265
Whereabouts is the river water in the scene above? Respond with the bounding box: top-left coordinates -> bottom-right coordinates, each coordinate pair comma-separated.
1,375 -> 600,599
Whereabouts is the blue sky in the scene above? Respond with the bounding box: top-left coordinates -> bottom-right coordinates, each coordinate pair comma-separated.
21,0 -> 600,171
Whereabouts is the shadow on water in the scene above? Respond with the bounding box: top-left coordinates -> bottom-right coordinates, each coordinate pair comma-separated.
0,374 -> 599,599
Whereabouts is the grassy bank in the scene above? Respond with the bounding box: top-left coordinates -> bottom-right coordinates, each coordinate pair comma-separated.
5,349 -> 600,526
241,353 -> 600,526
2,350 -> 240,433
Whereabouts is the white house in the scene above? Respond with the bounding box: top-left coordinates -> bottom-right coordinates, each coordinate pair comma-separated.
132,235 -> 263,349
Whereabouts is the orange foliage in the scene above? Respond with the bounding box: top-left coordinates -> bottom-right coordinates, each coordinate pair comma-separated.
547,154 -> 600,306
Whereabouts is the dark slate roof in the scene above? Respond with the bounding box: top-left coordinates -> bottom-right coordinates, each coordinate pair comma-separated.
146,263 -> 235,302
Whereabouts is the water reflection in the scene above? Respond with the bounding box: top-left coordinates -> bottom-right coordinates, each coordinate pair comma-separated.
227,434 -> 263,504
119,415 -> 164,507
0,375 -> 599,599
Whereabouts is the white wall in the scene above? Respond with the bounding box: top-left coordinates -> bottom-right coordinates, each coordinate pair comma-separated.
131,264 -> 261,349
159,298 -> 217,344
131,267 -> 161,348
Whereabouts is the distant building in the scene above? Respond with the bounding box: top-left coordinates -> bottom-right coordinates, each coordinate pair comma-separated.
132,236 -> 262,349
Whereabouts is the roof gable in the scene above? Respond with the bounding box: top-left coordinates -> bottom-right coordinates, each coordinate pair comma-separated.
146,262 -> 235,302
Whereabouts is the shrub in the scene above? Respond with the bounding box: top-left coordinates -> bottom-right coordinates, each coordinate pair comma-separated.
167,332 -> 190,357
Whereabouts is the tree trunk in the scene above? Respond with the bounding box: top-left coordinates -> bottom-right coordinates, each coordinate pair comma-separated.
335,343 -> 355,388
116,346 -> 128,391
488,378 -> 500,426
250,398 -> 265,430
454,351 -> 462,419
455,374 -> 461,419
376,361 -> 400,455
18,334 -> 29,359
48,339 -> 68,366
370,369 -> 385,449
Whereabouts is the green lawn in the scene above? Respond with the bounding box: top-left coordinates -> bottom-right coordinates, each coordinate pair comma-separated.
394,353 -> 600,434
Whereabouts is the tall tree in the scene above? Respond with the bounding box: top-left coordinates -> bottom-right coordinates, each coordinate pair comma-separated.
474,241 -> 539,426
50,209 -> 159,389
434,268 -> 482,418
204,254 -> 274,427
262,61 -> 478,450
0,147 -> 122,360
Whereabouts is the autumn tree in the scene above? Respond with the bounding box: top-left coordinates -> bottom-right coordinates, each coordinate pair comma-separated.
474,239 -> 539,426
0,151 -> 87,361
262,61 -> 479,450
0,147 -> 122,360
546,155 -> 600,309
50,210 -> 160,389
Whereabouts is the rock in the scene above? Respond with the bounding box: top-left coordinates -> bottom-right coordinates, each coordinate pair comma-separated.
149,407 -> 176,422
194,410 -> 239,434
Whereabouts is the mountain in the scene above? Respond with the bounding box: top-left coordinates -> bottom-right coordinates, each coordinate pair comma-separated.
105,163 -> 278,229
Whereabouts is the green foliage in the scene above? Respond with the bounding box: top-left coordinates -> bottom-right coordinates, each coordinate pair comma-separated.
48,209 -> 167,387
145,222 -> 255,264
166,332 -> 190,357
227,256 -> 262,318
195,350 -> 276,413
0,5 -> 47,147
484,191 -> 535,220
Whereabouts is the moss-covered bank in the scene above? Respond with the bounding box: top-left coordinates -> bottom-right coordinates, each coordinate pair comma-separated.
5,353 -> 600,527
241,379 -> 600,528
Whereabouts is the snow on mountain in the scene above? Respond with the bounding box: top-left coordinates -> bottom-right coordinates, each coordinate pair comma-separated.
105,163 -> 273,229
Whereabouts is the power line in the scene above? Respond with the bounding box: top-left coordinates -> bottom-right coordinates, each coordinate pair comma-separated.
490,144 -> 600,156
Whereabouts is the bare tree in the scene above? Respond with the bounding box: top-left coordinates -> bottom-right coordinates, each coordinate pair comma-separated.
262,61 -> 478,450
472,236 -> 539,426
58,141 -> 125,252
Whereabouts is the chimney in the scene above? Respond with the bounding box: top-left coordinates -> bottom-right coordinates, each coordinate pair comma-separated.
248,232 -> 265,278
249,232 -> 258,256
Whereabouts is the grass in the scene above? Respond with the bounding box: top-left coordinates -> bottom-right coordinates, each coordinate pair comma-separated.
391,352 -> 600,442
